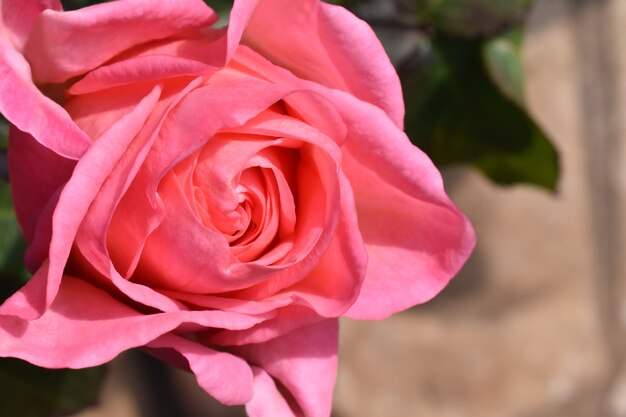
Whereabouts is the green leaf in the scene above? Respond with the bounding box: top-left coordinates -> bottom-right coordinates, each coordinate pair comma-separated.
415,0 -> 533,38
403,36 -> 559,190
204,0 -> 233,13
203,0 -> 232,26
0,358 -> 105,417
483,29 -> 525,107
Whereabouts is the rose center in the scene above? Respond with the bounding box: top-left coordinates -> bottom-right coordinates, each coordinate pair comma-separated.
190,142 -> 300,264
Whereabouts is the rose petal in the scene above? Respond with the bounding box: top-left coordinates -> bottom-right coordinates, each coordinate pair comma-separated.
74,79 -> 207,311
224,113 -> 343,300
24,0 -> 218,83
205,305 -> 324,346
225,0 -> 262,62
231,167 -> 279,261
230,47 -> 347,146
241,0 -> 404,127
317,2 -> 405,127
128,79 -> 338,294
139,77 -> 287,194
188,134 -> 284,219
285,172 -> 367,317
0,0 -> 61,51
132,171 -> 238,293
0,277 -> 264,369
65,82 -> 164,140
146,333 -> 254,405
236,319 -> 339,417
68,55 -> 213,96
101,78 -> 208,280
326,90 -> 476,319
0,85 -> 162,319
0,39 -> 91,159
7,128 -> 74,244
164,290 -> 293,315
246,367 -> 296,417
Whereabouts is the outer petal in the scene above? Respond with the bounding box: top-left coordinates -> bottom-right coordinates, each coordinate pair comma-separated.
205,305 -> 324,347
224,0 -> 261,62
0,0 -> 61,51
0,40 -> 91,159
246,367 -> 296,417
236,319 -> 339,417
24,0 -> 218,83
0,277 -> 263,368
0,85 -> 162,319
65,0 -> 266,95
146,333 -> 254,405
323,91 -> 476,319
241,0 -> 404,127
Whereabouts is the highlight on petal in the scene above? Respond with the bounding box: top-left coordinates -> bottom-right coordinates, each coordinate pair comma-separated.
0,0 -> 61,51
224,0 -> 262,63
68,55 -> 213,96
323,89 -> 476,319
0,40 -> 91,159
24,0 -> 218,83
240,0 -> 404,127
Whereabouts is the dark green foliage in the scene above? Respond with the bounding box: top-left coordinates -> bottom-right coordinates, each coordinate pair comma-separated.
403,34 -> 559,189
415,0 -> 533,38
205,0 -> 234,12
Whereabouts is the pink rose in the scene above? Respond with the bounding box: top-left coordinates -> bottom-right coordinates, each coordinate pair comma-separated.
0,0 -> 475,415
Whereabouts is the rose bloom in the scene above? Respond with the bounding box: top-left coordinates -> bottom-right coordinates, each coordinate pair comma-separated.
0,0 -> 474,415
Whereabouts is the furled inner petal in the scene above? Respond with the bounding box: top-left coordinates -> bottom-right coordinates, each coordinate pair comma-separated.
114,98 -> 341,297
182,131 -> 300,266
230,167 -> 276,260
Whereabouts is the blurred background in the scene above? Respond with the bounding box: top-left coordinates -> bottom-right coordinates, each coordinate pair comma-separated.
1,0 -> 625,416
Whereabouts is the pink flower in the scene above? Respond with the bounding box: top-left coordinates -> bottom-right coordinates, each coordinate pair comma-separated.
0,0 -> 475,415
